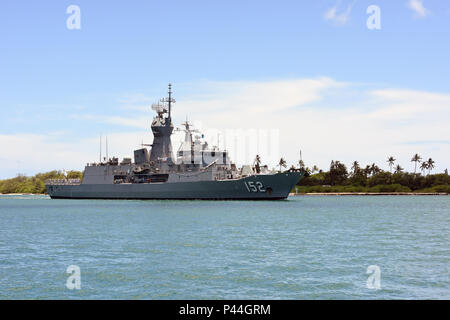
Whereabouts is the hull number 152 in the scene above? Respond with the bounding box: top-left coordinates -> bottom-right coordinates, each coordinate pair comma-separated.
244,181 -> 265,192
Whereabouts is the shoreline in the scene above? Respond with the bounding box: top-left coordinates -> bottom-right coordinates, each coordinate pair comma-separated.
290,192 -> 449,196
0,193 -> 46,196
1,192 -> 448,197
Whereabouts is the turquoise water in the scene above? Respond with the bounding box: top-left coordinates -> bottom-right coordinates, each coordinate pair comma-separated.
0,195 -> 448,299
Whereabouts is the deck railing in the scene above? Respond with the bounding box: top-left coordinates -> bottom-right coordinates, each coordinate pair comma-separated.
45,179 -> 81,185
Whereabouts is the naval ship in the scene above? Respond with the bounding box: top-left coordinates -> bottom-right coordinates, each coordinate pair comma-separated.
46,84 -> 304,200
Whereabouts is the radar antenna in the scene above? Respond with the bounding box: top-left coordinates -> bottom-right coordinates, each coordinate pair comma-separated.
151,102 -> 167,118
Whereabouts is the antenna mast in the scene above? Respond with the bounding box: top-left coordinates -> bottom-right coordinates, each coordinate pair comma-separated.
161,83 -> 175,125
99,135 -> 102,163
168,83 -> 172,121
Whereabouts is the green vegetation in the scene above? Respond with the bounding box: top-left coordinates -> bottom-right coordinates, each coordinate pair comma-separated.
278,157 -> 287,172
0,171 -> 83,194
293,156 -> 449,194
294,184 -> 450,194
1,154 -> 448,195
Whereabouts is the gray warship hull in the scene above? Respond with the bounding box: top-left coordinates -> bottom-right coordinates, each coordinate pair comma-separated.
47,172 -> 303,200
46,84 -> 305,201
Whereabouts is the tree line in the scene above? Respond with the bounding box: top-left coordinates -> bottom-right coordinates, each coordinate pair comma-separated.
286,154 -> 449,193
0,170 -> 83,194
1,153 -> 449,194
253,153 -> 448,193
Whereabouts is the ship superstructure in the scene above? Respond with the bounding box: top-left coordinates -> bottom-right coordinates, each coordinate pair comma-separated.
46,84 -> 304,200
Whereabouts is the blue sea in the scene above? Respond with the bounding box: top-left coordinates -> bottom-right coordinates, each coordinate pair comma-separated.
0,195 -> 448,299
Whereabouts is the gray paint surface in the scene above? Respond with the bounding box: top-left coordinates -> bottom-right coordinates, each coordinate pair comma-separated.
47,172 -> 303,200
46,85 -> 304,200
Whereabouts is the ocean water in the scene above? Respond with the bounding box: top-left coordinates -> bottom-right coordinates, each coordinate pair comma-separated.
0,195 -> 448,300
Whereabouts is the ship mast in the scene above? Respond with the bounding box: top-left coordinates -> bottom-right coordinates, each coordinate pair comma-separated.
150,83 -> 175,163
161,83 -> 175,125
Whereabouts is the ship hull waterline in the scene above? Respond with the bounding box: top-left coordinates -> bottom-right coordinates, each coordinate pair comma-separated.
46,172 -> 304,200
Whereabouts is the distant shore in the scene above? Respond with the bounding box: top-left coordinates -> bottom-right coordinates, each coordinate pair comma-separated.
290,192 -> 449,196
0,193 -> 45,196
2,170 -> 449,195
1,192 -> 449,197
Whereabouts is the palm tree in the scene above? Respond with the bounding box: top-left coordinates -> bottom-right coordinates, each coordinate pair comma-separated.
351,161 -> 360,174
387,156 -> 396,173
411,154 -> 422,174
427,158 -> 435,175
364,165 -> 371,177
420,161 -> 428,175
254,155 -> 261,173
370,163 -> 380,175
298,159 -> 305,169
312,165 -> 319,174
278,158 -> 287,172
394,164 -> 404,174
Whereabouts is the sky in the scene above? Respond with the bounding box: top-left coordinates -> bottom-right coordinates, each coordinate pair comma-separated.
0,0 -> 449,178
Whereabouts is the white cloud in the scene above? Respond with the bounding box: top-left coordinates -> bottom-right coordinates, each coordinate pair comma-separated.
407,0 -> 429,18
324,0 -> 355,25
72,77 -> 342,129
0,132 -> 148,179
324,5 -> 338,21
70,114 -> 150,129
173,81 -> 450,173
1,79 -> 449,179
179,78 -> 342,115
0,134 -> 93,178
365,89 -> 450,121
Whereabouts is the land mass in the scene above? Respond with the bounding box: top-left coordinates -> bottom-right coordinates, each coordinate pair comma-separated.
292,159 -> 450,194
0,171 -> 82,194
0,167 -> 449,195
